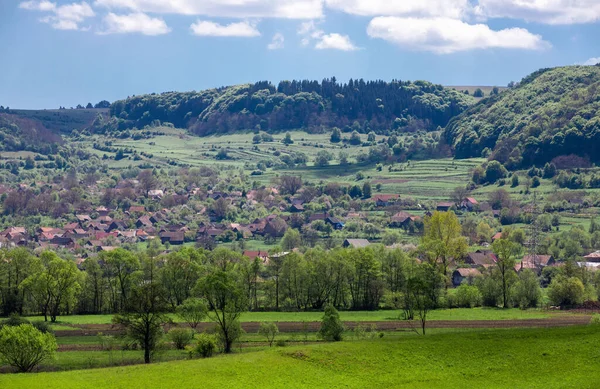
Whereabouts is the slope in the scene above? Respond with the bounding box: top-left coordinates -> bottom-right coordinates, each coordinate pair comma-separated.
443,65 -> 600,168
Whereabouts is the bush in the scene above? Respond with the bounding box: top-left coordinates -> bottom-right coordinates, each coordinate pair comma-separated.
275,339 -> 287,347
1,314 -> 30,328
168,328 -> 194,350
0,324 -> 57,372
258,322 -> 279,347
194,333 -> 217,358
548,276 -> 585,307
590,314 -> 600,325
511,269 -> 542,309
476,274 -> 502,307
318,305 -> 345,342
454,285 -> 482,308
31,321 -> 54,334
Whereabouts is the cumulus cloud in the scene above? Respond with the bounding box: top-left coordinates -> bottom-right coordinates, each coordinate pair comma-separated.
297,20 -> 357,50
190,20 -> 260,37
367,17 -> 550,54
325,0 -> 470,19
268,33 -> 285,49
95,0 -> 323,19
582,57 -> 600,66
315,33 -> 358,51
100,12 -> 171,35
474,0 -> 600,25
20,1 -> 95,30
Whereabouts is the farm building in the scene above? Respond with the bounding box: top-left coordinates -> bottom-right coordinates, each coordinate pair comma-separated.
343,239 -> 371,248
452,268 -> 482,287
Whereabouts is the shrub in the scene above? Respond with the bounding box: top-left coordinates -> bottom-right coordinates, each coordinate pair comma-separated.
0,324 -> 57,372
511,270 -> 542,309
548,276 -> 585,307
318,305 -> 345,342
31,321 -> 54,334
591,314 -> 600,326
454,285 -> 483,308
476,274 -> 502,307
194,333 -> 217,358
258,322 -> 279,347
1,314 -> 30,328
275,339 -> 287,347
168,328 -> 194,350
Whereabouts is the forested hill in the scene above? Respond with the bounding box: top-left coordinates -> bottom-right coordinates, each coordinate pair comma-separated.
443,65 -> 600,169
108,78 -> 475,135
0,113 -> 63,154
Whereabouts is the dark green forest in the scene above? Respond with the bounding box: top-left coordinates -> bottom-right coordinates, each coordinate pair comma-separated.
108,78 -> 474,135
443,65 -> 600,168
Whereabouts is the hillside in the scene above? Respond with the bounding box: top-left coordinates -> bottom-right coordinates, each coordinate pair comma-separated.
108,78 -> 474,135
0,113 -> 63,154
443,65 -> 600,169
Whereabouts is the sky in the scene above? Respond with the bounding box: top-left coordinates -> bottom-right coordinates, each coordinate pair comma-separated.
1,0 -> 600,109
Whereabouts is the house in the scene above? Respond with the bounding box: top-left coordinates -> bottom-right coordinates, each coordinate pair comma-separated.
584,251 -> 600,262
49,236 -> 74,247
390,212 -> 420,228
148,190 -> 164,199
76,214 -> 92,223
325,216 -> 344,230
491,232 -> 503,242
243,250 -> 270,263
464,250 -> 497,268
128,206 -> 145,214
96,206 -> 110,217
309,212 -> 328,222
436,202 -> 454,212
460,197 -> 479,211
160,231 -> 184,245
290,203 -> 305,213
108,221 -> 128,232
372,194 -> 399,207
452,268 -> 482,287
343,239 -> 371,248
136,216 -> 153,229
515,255 -> 555,273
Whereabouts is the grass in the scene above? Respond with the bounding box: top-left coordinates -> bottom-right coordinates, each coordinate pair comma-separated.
2,325 -> 599,388
31,308 -> 572,326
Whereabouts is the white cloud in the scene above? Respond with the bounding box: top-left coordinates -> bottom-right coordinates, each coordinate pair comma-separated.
367,17 -> 550,54
19,0 -> 56,11
475,0 -> 600,25
325,0 -> 470,19
582,57 -> 600,66
100,12 -> 171,35
315,33 -> 358,51
95,0 -> 323,19
190,20 -> 260,37
268,33 -> 285,49
20,1 -> 94,30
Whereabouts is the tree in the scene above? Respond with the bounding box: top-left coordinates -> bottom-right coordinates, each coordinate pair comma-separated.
86,102 -> 93,109
281,228 -> 302,251
488,189 -> 511,210
421,211 -> 468,278
367,131 -> 376,142
450,186 -> 468,205
252,134 -> 262,144
548,276 -> 585,307
0,324 -> 57,372
511,174 -> 519,188
211,197 -> 230,221
407,263 -> 442,335
314,150 -> 333,167
348,185 -> 362,199
138,169 -> 158,196
24,157 -> 35,170
485,161 -> 508,183
362,182 -> 372,199
473,88 -> 484,98
330,127 -> 341,143
176,298 -> 207,329
282,132 -> 294,145
258,322 -> 279,347
318,305 -> 344,341
279,175 -> 302,195
102,249 -> 141,312
492,239 -> 521,308
512,269 -> 541,308
21,251 -> 81,322
94,100 -> 111,108
113,255 -> 169,364
338,152 -> 349,166
349,131 -> 362,145
196,249 -> 247,353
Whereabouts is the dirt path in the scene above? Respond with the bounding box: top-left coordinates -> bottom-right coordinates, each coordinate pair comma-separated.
54,316 -> 591,338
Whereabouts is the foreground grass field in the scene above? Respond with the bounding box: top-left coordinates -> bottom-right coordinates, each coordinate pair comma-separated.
22,308 -> 568,326
2,326 -> 599,388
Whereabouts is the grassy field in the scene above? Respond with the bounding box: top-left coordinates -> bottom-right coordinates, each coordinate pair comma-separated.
19,308 -> 570,326
2,326 -> 599,388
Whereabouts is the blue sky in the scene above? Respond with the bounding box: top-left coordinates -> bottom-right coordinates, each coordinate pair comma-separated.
1,0 -> 599,109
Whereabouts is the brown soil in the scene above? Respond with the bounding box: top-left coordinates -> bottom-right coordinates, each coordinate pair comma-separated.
54,316 -> 591,338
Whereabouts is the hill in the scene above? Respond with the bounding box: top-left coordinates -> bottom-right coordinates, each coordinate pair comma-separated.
1,326 -> 598,388
108,78 -> 474,135
0,113 -> 63,154
443,65 -> 600,169
9,108 -> 108,134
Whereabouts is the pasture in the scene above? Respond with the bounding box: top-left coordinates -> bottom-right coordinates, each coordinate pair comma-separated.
1,325 -> 599,388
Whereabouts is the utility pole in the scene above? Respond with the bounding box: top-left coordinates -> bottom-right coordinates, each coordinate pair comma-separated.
526,191 -> 541,268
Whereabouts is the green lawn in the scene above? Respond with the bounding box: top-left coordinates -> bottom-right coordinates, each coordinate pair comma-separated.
2,326 -> 599,388
28,308 -> 572,327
